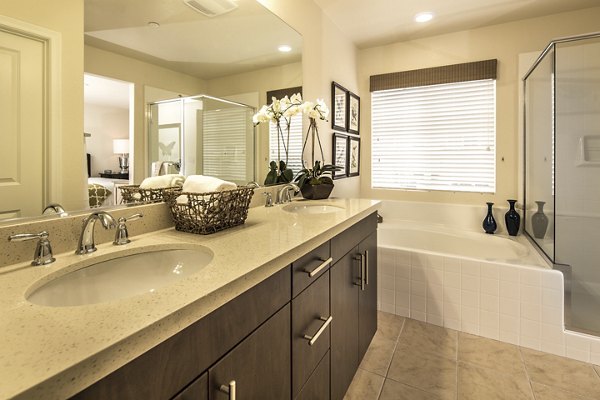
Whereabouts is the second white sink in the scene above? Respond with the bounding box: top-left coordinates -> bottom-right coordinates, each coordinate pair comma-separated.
27,247 -> 213,307
283,203 -> 345,215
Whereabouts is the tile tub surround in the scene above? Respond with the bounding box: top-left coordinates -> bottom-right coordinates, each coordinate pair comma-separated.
377,246 -> 600,365
0,198 -> 379,399
345,312 -> 600,400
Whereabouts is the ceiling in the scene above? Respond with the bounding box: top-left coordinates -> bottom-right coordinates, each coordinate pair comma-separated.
84,0 -> 302,80
313,0 -> 600,48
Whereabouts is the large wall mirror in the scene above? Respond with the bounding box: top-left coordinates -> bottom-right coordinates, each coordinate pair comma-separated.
0,0 -> 302,223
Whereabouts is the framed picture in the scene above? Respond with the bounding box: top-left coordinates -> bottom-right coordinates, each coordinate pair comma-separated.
332,132 -> 348,179
331,81 -> 348,131
347,92 -> 360,135
348,136 -> 360,177
158,123 -> 181,162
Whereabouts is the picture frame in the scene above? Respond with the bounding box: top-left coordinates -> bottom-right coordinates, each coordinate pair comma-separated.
347,92 -> 360,135
348,136 -> 360,177
332,132 -> 348,179
331,81 -> 348,131
157,123 -> 181,163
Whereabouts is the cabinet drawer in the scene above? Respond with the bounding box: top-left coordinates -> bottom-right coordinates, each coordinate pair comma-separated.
172,372 -> 207,400
292,241 -> 331,298
331,213 -> 377,263
292,271 -> 331,398
209,304 -> 291,400
295,350 -> 330,400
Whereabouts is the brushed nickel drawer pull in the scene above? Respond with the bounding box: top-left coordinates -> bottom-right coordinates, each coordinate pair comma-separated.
305,257 -> 332,277
219,380 -> 236,400
360,253 -> 366,291
364,250 -> 369,285
303,315 -> 333,346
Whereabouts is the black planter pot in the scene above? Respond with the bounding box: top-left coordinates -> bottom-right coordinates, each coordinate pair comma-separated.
300,183 -> 334,200
505,199 -> 520,236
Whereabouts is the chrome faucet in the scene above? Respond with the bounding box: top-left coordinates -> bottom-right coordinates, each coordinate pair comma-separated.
8,231 -> 56,266
276,183 -> 300,204
42,203 -> 66,215
76,211 -> 117,254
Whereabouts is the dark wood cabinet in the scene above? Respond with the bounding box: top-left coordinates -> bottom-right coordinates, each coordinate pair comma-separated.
292,241 -> 331,298
208,304 -> 291,400
358,231 -> 378,360
172,373 -> 208,400
295,351 -> 330,400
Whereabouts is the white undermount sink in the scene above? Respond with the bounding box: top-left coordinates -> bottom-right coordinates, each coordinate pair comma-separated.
283,203 -> 345,215
27,247 -> 213,307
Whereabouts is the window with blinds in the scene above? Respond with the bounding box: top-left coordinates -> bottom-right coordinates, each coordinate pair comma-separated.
269,115 -> 304,175
371,79 -> 496,192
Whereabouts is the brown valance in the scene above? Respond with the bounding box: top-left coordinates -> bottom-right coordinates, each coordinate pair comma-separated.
370,59 -> 497,92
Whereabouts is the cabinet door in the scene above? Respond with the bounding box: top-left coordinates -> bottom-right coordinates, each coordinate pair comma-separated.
172,372 -> 207,400
358,231 -> 378,361
330,248 -> 359,400
209,304 -> 291,400
295,351 -> 330,400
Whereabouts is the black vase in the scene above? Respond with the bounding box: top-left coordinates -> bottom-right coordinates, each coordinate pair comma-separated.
532,201 -> 549,239
482,202 -> 497,234
504,199 -> 520,236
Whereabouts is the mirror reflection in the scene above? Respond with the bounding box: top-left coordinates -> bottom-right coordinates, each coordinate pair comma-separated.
0,0 -> 302,222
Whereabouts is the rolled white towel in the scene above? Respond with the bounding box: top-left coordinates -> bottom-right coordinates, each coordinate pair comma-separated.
140,174 -> 185,189
177,175 -> 237,204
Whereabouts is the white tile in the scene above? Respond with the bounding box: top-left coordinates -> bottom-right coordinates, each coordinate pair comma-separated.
413,253 -> 435,268
520,285 -> 542,304
520,269 -> 541,286
410,295 -> 426,312
395,306 -> 410,318
521,302 -> 541,322
481,294 -> 499,313
381,288 -> 394,305
461,274 -> 480,291
565,333 -> 592,351
480,263 -> 499,280
500,280 -> 520,300
461,260 -> 480,276
462,290 -> 479,308
427,314 -> 444,327
499,330 -> 519,345
443,257 -> 460,273
411,311 -> 426,322
427,283 -> 443,302
480,310 -> 499,329
396,264 -> 410,279
379,248 -> 396,268
381,273 -> 394,291
395,277 -> 410,293
397,249 -> 411,266
411,265 -> 427,282
443,286 -> 461,305
542,271 -> 563,290
566,347 -> 590,363
590,352 -> 600,365
590,339 -> 600,354
410,280 -> 427,297
425,268 -> 443,285
481,277 -> 499,296
429,254 -> 444,270
541,342 -> 566,357
520,336 -> 541,351
480,325 -> 500,340
444,303 -> 461,320
380,262 -> 395,277
427,297 -> 443,317
462,321 -> 480,336
521,319 -> 541,339
462,305 -> 479,324
444,271 -> 461,289
500,314 -> 519,333
499,297 -> 519,317
380,302 -> 395,314
541,323 -> 564,345
500,266 -> 519,282
541,306 -> 563,326
444,318 -> 461,331
542,288 -> 563,308
395,292 -> 410,308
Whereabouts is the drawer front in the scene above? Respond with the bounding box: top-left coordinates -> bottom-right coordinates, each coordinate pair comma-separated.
209,304 -> 291,400
292,271 -> 331,398
295,350 -> 330,400
331,213 -> 377,263
292,241 -> 331,298
172,372 -> 207,400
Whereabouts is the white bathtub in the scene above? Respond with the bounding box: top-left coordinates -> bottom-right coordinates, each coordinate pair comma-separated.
378,221 -> 548,268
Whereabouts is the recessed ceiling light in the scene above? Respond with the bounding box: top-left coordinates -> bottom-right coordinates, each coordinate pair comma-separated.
278,45 -> 292,53
415,12 -> 434,23
148,21 -> 160,28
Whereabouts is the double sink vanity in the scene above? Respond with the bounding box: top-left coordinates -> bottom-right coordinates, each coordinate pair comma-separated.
0,198 -> 380,399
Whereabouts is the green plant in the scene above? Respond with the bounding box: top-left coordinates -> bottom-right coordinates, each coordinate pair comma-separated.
264,160 -> 293,185
295,160 -> 339,189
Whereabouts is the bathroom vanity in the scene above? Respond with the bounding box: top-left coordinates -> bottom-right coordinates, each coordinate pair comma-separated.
0,198 -> 379,400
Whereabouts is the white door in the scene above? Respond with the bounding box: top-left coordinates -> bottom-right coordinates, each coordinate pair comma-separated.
0,27 -> 45,219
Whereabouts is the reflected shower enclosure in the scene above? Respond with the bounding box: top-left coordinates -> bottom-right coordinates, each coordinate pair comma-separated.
524,32 -> 600,335
148,95 -> 255,185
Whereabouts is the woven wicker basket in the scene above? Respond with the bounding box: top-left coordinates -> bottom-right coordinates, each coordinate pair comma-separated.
119,185 -> 181,204
163,186 -> 255,235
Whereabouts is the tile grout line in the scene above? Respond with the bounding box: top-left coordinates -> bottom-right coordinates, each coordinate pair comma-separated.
377,316 -> 406,400
518,346 -> 538,400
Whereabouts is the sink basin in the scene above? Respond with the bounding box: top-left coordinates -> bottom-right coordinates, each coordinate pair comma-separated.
27,248 -> 213,307
283,203 -> 345,215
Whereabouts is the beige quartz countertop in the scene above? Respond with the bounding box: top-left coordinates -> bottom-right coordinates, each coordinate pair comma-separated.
0,198 -> 380,400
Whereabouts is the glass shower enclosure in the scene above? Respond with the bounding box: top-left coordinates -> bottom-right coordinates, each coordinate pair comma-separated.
524,32 -> 600,335
148,95 -> 255,185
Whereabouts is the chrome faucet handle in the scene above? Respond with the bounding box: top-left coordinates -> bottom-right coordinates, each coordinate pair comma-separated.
247,181 -> 260,189
9,231 -> 56,266
263,192 -> 273,207
76,211 -> 117,255
276,183 -> 299,204
113,213 -> 143,245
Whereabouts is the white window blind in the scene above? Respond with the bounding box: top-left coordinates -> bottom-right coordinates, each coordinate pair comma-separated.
269,115 -> 303,175
372,79 -> 496,192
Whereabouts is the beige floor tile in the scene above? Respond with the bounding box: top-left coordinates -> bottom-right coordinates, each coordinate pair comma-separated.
379,379 -> 443,400
521,348 -> 600,399
594,364 -> 600,378
358,331 -> 397,376
457,361 -> 533,400
398,318 -> 457,360
343,368 -> 385,400
377,311 -> 405,341
458,332 -> 525,375
387,342 -> 457,400
531,382 -> 595,400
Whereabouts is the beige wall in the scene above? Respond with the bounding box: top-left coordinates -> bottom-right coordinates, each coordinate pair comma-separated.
358,6 -> 600,206
0,0 -> 86,211
85,45 -> 207,183
258,0 -> 361,198
84,104 -> 129,176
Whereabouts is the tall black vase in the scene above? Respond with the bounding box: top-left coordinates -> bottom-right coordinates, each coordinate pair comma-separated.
482,202 -> 497,234
532,201 -> 549,239
505,199 -> 520,236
